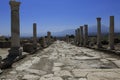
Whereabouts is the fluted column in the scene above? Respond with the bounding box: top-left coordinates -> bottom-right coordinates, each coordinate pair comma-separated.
80,26 -> 84,46
84,25 -> 88,47
9,1 -> 22,57
77,28 -> 80,45
33,23 -> 37,49
97,17 -> 102,48
47,31 -> 51,45
109,16 -> 114,50
75,29 -> 77,45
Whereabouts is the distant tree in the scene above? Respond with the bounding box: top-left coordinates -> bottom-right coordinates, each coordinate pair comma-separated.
69,34 -> 75,38
114,38 -> 120,44
45,36 -> 47,38
5,37 -> 9,41
101,40 -> 109,45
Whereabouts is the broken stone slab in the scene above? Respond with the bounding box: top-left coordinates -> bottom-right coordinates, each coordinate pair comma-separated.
112,60 -> 120,68
100,59 -> 109,63
22,74 -> 40,80
40,76 -> 63,80
87,72 -> 120,80
9,71 -> 17,74
54,62 -> 64,67
52,67 -> 61,72
72,69 -> 120,73
39,74 -> 63,80
106,58 -> 118,61
16,57 -> 40,71
68,78 -> 78,80
74,56 -> 100,60
72,69 -> 88,78
79,78 -> 87,80
54,70 -> 72,78
25,69 -> 47,76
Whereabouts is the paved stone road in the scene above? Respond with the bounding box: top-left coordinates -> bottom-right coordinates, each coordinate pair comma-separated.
0,41 -> 120,80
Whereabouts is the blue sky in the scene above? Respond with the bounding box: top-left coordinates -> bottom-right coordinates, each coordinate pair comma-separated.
0,0 -> 120,36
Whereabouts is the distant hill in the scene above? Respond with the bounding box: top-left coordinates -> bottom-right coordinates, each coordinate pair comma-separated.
52,25 -> 110,36
88,25 -> 109,36
21,25 -> 120,37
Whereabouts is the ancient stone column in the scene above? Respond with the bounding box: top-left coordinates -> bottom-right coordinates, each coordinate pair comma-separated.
84,25 -> 88,47
109,16 -> 114,50
9,0 -> 22,57
80,26 -> 84,46
97,17 -> 102,48
75,29 -> 77,45
1,1 -> 22,68
77,28 -> 80,45
33,23 -> 37,49
47,31 -> 51,45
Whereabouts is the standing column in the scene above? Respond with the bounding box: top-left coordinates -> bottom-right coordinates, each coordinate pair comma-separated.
97,17 -> 102,48
76,29 -> 79,45
75,29 -> 77,45
77,28 -> 80,45
33,23 -> 37,49
84,25 -> 88,47
47,31 -> 51,45
80,26 -> 84,46
9,0 -> 22,57
109,16 -> 114,50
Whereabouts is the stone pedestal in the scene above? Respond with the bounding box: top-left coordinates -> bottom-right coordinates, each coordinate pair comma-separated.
109,16 -> 114,50
97,17 -> 102,48
80,26 -> 84,46
33,23 -> 37,49
84,25 -> 88,47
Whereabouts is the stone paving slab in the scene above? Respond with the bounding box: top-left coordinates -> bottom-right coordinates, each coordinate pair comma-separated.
0,41 -> 120,80
112,60 -> 120,68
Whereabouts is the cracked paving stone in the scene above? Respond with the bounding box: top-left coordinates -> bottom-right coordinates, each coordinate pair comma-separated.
112,60 -> 120,68
72,69 -> 89,78
54,62 -> 64,67
39,74 -> 63,80
40,76 -> 63,80
22,74 -> 40,80
25,69 -> 47,76
52,67 -> 61,72
87,72 -> 120,80
79,78 -> 87,80
54,70 -> 72,77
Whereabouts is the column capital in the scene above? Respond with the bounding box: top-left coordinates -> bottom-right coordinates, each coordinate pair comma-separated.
80,26 -> 83,28
9,1 -> 21,10
96,17 -> 101,21
33,23 -> 37,26
110,16 -> 114,18
84,24 -> 88,27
